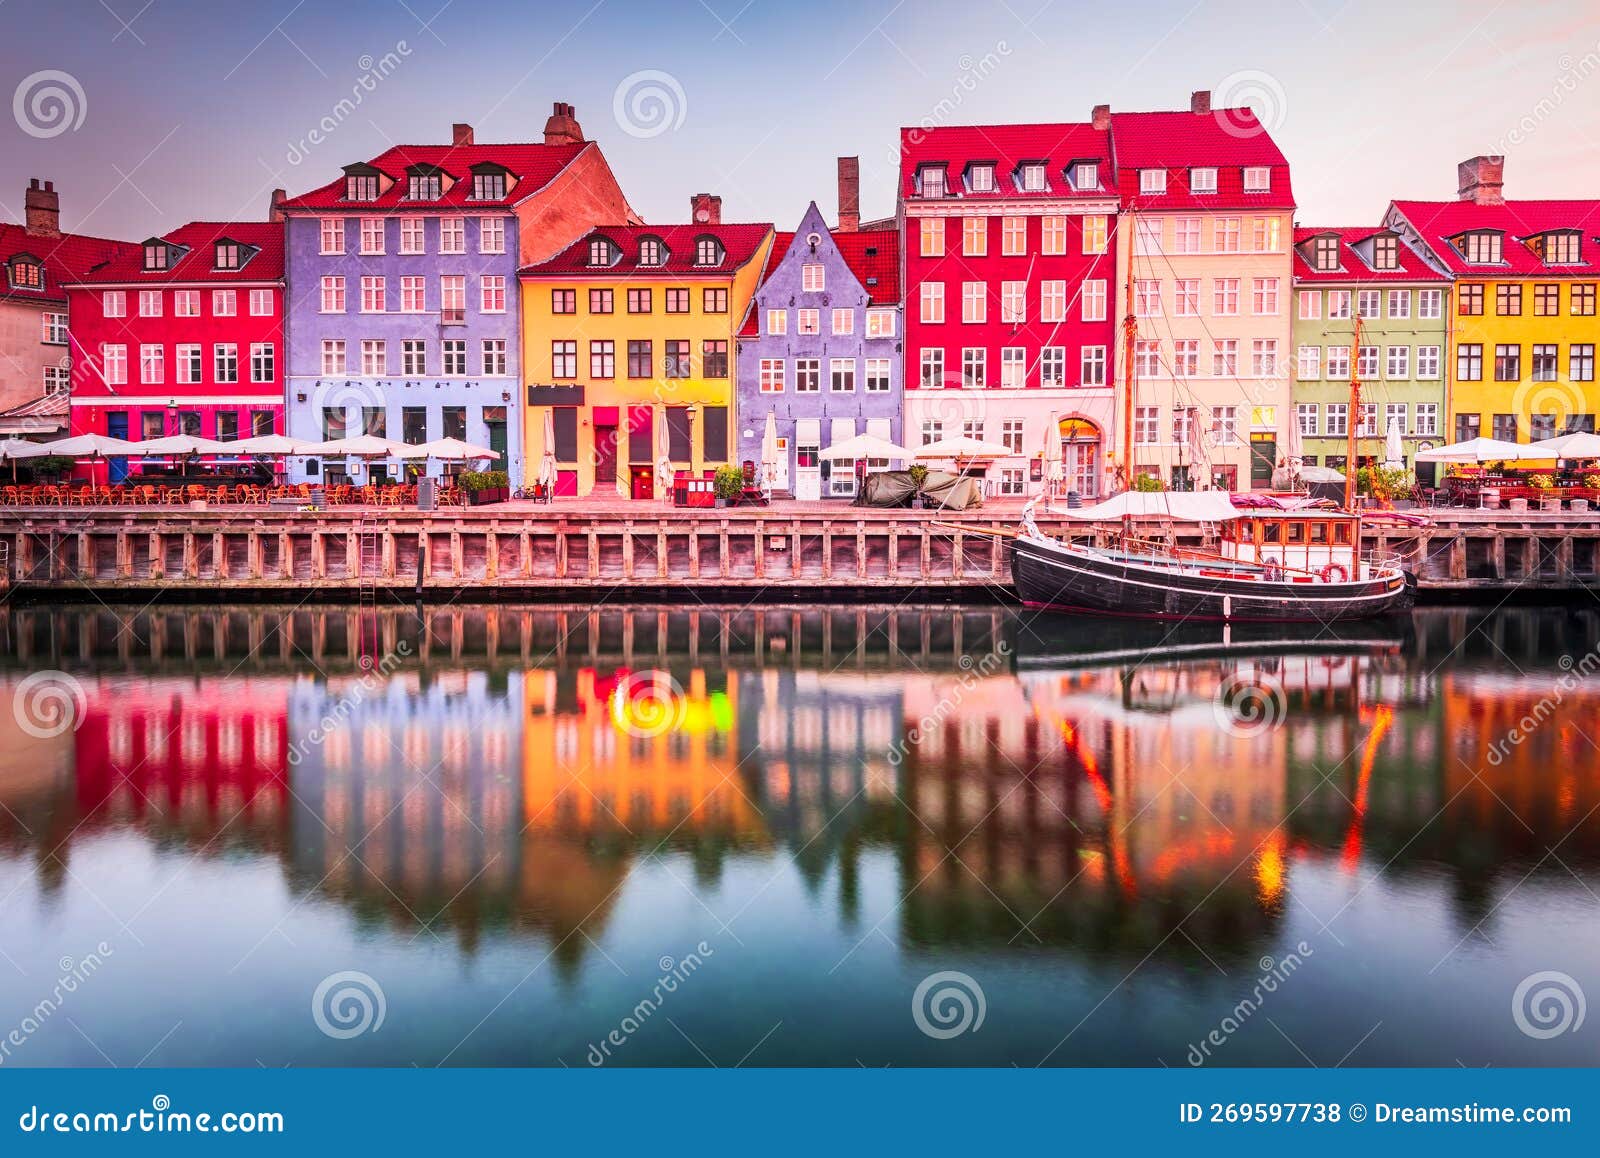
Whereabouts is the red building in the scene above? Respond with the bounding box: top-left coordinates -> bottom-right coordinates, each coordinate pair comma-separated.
66,218 -> 285,481
899,114 -> 1121,497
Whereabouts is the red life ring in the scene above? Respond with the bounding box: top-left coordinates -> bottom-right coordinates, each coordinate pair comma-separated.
1320,562 -> 1349,584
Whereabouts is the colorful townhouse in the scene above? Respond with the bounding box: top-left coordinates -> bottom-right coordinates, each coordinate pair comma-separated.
898,115 -> 1120,499
1387,156 -> 1600,446
1111,92 -> 1296,491
278,105 -> 637,486
65,218 -> 285,481
519,196 -> 774,498
735,164 -> 901,500
1289,226 -> 1450,474
0,179 -> 133,440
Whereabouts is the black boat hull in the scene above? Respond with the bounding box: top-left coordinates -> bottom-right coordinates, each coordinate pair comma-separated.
1010,537 -> 1414,624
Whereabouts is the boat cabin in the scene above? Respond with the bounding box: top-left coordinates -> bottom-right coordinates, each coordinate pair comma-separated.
1219,512 -> 1363,580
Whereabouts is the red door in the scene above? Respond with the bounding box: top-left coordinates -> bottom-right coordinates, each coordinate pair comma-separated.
630,466 -> 654,500
594,425 -> 617,485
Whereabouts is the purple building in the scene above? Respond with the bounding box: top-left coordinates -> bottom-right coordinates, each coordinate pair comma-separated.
735,170 -> 901,500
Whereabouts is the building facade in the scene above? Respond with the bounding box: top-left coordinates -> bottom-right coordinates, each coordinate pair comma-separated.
0,179 -> 133,439
1111,92 -> 1296,491
899,117 -> 1120,498
1388,157 -> 1600,447
278,107 -> 636,486
735,189 -> 901,499
520,198 -> 774,499
65,219 -> 285,481
1290,227 -> 1450,474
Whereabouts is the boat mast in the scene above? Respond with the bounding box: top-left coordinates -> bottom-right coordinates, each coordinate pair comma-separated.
1121,220 -> 1138,493
1343,311 -> 1363,511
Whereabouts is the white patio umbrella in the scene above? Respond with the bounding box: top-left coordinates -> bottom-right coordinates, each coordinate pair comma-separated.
540,409 -> 559,490
819,432 -> 911,461
228,433 -> 315,456
1041,413 -> 1064,490
1526,431 -> 1600,460
125,434 -> 230,456
914,435 -> 1015,460
39,433 -> 140,456
401,437 -> 499,461
1282,411 -> 1305,467
654,412 -> 674,498
1414,437 -> 1529,463
1383,417 -> 1404,469
0,439 -> 52,460
760,411 -> 781,495
307,434 -> 412,458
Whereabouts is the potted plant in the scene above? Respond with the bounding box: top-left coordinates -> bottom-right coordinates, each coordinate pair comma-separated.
1528,472 -> 1561,511
1133,472 -> 1165,493
713,465 -> 744,507
460,469 -> 510,505
907,463 -> 929,509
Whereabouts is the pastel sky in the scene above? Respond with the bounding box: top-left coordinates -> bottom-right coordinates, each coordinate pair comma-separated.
2,0 -> 1598,241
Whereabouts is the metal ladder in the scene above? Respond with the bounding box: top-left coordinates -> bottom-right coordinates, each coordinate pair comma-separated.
356,519 -> 381,665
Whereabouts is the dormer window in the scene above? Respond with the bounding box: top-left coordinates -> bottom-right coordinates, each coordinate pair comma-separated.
143,242 -> 171,272
7,256 -> 43,291
471,170 -> 507,200
1020,163 -> 1047,192
214,241 -> 244,270
1536,230 -> 1583,265
588,237 -> 617,267
1189,167 -> 1218,194
1243,166 -> 1271,193
1073,162 -> 1099,191
968,163 -> 995,192
638,236 -> 665,266
1312,235 -> 1340,272
1454,230 -> 1503,264
694,236 -> 724,266
346,174 -> 379,201
406,172 -> 441,200
917,165 -> 948,198
1371,233 -> 1399,270
1140,168 -> 1166,194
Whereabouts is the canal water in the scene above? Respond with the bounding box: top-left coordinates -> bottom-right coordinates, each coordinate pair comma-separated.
0,603 -> 1596,1068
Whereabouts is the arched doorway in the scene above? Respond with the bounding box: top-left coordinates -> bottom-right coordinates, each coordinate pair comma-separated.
1059,417 -> 1101,499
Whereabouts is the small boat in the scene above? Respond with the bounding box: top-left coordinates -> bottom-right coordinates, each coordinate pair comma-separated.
1011,492 -> 1415,624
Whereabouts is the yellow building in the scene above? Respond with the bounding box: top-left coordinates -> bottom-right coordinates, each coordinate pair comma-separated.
520,200 -> 774,498
1388,158 -> 1600,445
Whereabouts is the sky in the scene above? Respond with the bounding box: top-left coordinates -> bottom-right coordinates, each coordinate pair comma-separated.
2,0 -> 1598,241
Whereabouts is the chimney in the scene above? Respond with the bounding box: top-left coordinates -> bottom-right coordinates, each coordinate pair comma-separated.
1457,155 -> 1505,205
268,188 -> 287,223
1091,103 -> 1111,131
24,179 -> 60,238
690,193 -> 722,225
452,122 -> 474,147
1190,90 -> 1212,115
837,156 -> 860,232
543,101 -> 584,146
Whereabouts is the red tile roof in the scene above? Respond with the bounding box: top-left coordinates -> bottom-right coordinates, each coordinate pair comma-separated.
738,226 -> 899,336
74,221 -> 284,285
0,391 -> 68,419
0,223 -> 133,303
280,142 -> 589,211
521,223 -> 773,277
897,122 -> 1114,201
1292,226 -> 1448,284
1389,199 -> 1600,277
1110,108 -> 1294,209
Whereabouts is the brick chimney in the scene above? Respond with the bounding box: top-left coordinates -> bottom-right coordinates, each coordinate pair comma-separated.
24,179 -> 60,238
1091,103 -> 1111,131
268,188 -> 287,223
1457,155 -> 1505,205
1190,90 -> 1211,115
837,156 -> 860,232
543,102 -> 584,146
690,193 -> 722,225
452,122 -> 474,147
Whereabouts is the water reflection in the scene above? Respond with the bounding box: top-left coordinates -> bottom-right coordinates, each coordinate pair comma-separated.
2,603 -> 1598,1065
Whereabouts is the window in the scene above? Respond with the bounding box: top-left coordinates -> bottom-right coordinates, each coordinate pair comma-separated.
1297,289 -> 1321,320
866,308 -> 895,338
1041,216 -> 1066,255
695,237 -> 722,266
795,358 -> 820,392
996,215 -> 1026,256
627,287 -> 651,314
797,308 -> 821,334
480,275 -> 506,313
1134,406 -> 1159,444
1357,345 -> 1379,379
139,344 -> 163,385
1494,343 -> 1521,381
1327,346 -> 1350,379
1251,217 -> 1280,252
360,339 -> 386,377
551,340 -> 577,378
441,340 -> 466,375
920,419 -> 944,445
1211,405 -> 1237,444
249,288 -> 272,317
703,340 -> 729,378
1135,217 -> 1162,255
1173,217 -> 1201,253
832,307 -> 855,335
478,169 -> 511,202
1458,283 -> 1484,315
1001,419 -> 1024,454
438,217 -> 464,254
407,171 -> 440,201
1296,403 -> 1318,436
961,282 -> 986,324
1416,403 -> 1438,436
1000,282 -> 1025,324
1417,345 -> 1441,379
1041,347 -> 1066,386
172,290 -> 199,317
703,287 -> 728,314
918,166 -> 947,197
919,349 -> 944,389
1134,339 -> 1161,378
1172,279 -> 1196,319
214,343 -> 238,383
664,339 -> 691,378
587,339 -> 613,379
1542,231 -> 1582,264
1534,283 -> 1560,316
440,276 -> 464,321
1357,289 -> 1381,319
103,290 -> 125,317
359,217 -> 384,254
142,243 -> 170,272
482,339 -> 507,376
665,287 -> 690,313
1252,339 -> 1278,377
1457,343 -> 1483,381
319,218 -> 344,254
400,276 -> 426,312
1297,345 -> 1321,380
213,241 -> 243,270
1458,231 -> 1503,263
170,346 -> 197,384
1324,403 -> 1348,436
759,358 -> 784,393
1213,278 -> 1239,316
1135,279 -> 1162,317
914,282 -> 945,327
866,358 -> 891,393
400,217 -> 425,254
1172,409 -> 1192,445
250,342 -> 275,383
1215,218 -> 1241,253
1573,284 -> 1596,316
1532,344 -> 1559,381
627,340 -> 652,378
1252,277 -> 1280,315
1496,283 -> 1522,316
1081,346 -> 1106,386
1173,339 -> 1199,377
1073,161 -> 1099,190
1492,413 -> 1518,442
1082,215 -> 1108,254
1213,339 -> 1238,376
1371,233 -> 1399,270
1311,235 -> 1340,271
830,358 -> 855,392
1327,290 -> 1351,319
1571,344 -> 1595,382
1035,280 -> 1066,324
590,238 -> 616,266
765,308 -> 788,335
961,347 -> 986,388
1455,413 -> 1482,442
1419,288 -> 1443,318
589,288 -> 613,314
401,339 -> 426,375
360,275 -> 385,313
1000,347 -> 1025,389
139,290 -> 162,317
918,218 -> 944,258
1243,166 -> 1271,192
41,312 -> 66,344
1140,168 -> 1165,193
478,216 -> 506,254
322,340 -> 346,376
1020,163 -> 1046,191
1189,167 -> 1217,194
962,218 -> 987,257
1387,289 -> 1410,319
1386,345 -> 1409,379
